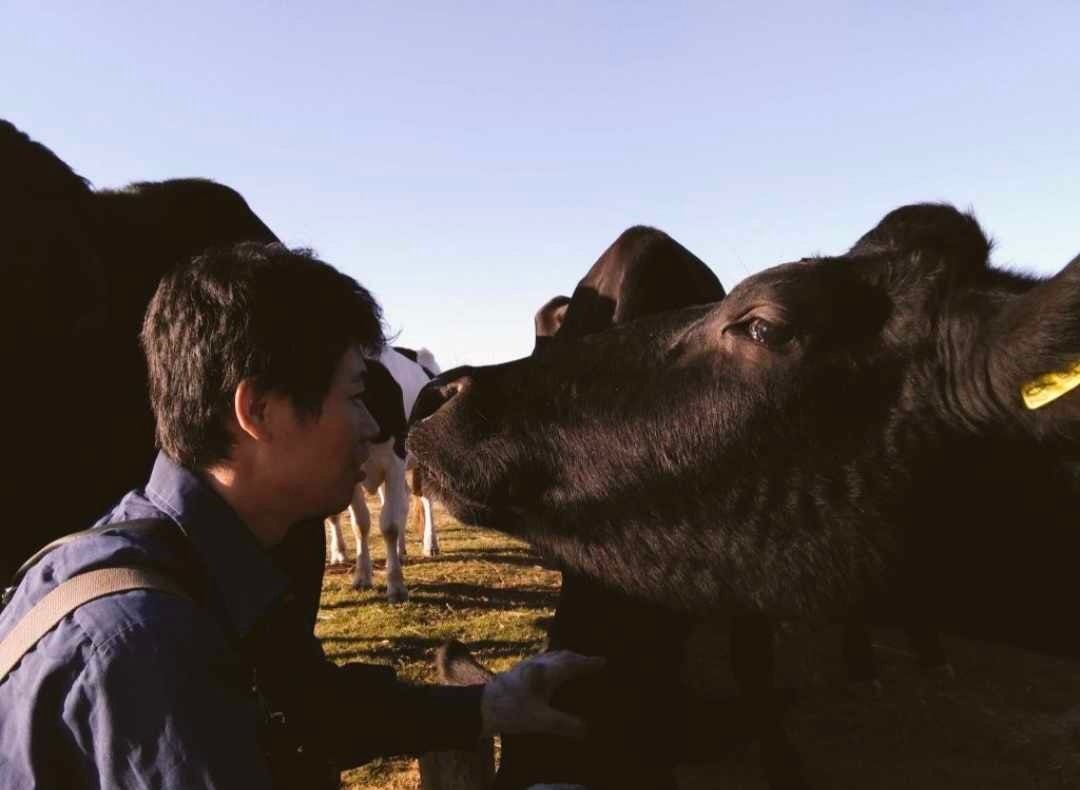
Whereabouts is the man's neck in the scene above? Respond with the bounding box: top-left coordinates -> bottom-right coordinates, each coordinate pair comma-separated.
202,464 -> 292,548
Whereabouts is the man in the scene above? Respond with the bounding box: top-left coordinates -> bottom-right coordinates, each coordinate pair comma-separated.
0,243 -> 600,788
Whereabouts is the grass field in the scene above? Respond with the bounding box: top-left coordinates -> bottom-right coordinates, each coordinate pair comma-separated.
318,495 -> 1080,790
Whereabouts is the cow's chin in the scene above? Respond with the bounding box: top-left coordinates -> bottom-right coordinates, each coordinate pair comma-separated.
414,461 -> 503,529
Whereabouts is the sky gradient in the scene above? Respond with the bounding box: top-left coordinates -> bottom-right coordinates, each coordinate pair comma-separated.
5,2 -> 1078,367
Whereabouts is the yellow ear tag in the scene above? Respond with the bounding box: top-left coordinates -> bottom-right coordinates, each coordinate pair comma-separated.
1021,360 -> 1080,410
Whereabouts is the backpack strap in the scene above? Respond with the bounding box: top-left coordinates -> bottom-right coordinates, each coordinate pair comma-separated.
1,518 -> 206,685
0,566 -> 190,684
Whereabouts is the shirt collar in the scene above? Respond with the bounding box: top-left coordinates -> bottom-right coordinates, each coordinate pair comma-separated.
144,451 -> 290,640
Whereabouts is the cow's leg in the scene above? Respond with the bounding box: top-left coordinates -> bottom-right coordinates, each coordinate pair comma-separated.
397,483 -> 408,560
731,615 -> 808,790
349,488 -> 375,591
420,495 -> 438,556
380,464 -> 410,603
325,512 -> 349,565
412,465 -> 439,557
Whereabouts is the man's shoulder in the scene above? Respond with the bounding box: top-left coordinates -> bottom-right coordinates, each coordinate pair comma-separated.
0,534 -> 227,726
22,517 -> 180,591
0,517 -> 204,652
3,544 -> 233,704
71,576 -> 218,660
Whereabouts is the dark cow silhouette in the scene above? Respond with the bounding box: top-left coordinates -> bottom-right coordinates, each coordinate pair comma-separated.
410,207 -> 1080,787
0,121 -> 331,614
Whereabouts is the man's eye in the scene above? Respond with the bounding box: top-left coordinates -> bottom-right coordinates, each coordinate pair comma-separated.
746,317 -> 793,348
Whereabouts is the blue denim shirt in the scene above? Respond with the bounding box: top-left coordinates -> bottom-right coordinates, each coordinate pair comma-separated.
0,452 -> 290,788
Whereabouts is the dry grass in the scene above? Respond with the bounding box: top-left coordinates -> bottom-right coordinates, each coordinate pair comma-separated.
318,495 -> 1080,789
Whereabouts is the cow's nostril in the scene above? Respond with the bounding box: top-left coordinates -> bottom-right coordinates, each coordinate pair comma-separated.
410,373 -> 471,424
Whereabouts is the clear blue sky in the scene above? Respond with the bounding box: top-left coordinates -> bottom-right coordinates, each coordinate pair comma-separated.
4,2 -> 1078,367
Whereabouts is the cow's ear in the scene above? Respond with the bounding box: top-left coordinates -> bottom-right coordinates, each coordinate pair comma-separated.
533,295 -> 570,353
850,203 -> 991,281
985,253 -> 1080,445
362,359 -> 407,444
557,226 -> 726,340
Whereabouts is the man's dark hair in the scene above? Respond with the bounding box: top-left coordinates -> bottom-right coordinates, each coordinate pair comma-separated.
141,242 -> 386,468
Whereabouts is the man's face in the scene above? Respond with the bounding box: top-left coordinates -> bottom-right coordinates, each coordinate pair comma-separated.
270,346 -> 380,521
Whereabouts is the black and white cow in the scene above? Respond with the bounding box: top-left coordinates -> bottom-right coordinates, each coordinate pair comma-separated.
410,210 -> 1080,788
326,345 -> 442,602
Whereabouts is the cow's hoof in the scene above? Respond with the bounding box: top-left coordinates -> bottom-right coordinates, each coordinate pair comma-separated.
422,544 -> 440,557
387,587 -> 409,604
328,552 -> 347,565
352,576 -> 374,591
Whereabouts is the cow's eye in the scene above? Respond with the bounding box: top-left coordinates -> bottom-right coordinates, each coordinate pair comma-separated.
746,317 -> 793,348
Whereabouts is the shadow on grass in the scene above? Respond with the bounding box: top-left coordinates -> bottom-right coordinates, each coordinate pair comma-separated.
320,581 -> 558,611
324,548 -> 556,571
408,581 -> 558,610
418,550 -> 557,570
319,595 -> 401,610
322,634 -> 543,664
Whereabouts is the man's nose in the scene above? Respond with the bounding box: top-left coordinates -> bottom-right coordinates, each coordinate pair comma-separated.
410,368 -> 474,424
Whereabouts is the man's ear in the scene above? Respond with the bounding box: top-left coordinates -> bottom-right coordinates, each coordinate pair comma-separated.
234,378 -> 274,441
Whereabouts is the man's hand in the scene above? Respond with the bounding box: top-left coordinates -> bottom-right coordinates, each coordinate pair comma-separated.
480,651 -> 604,738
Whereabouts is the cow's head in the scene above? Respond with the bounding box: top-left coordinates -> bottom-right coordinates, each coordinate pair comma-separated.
410,206 -> 1080,622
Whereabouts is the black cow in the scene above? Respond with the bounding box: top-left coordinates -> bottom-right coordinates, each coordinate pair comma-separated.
0,121 -> 328,619
410,207 -> 1080,787
421,228 -> 804,789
